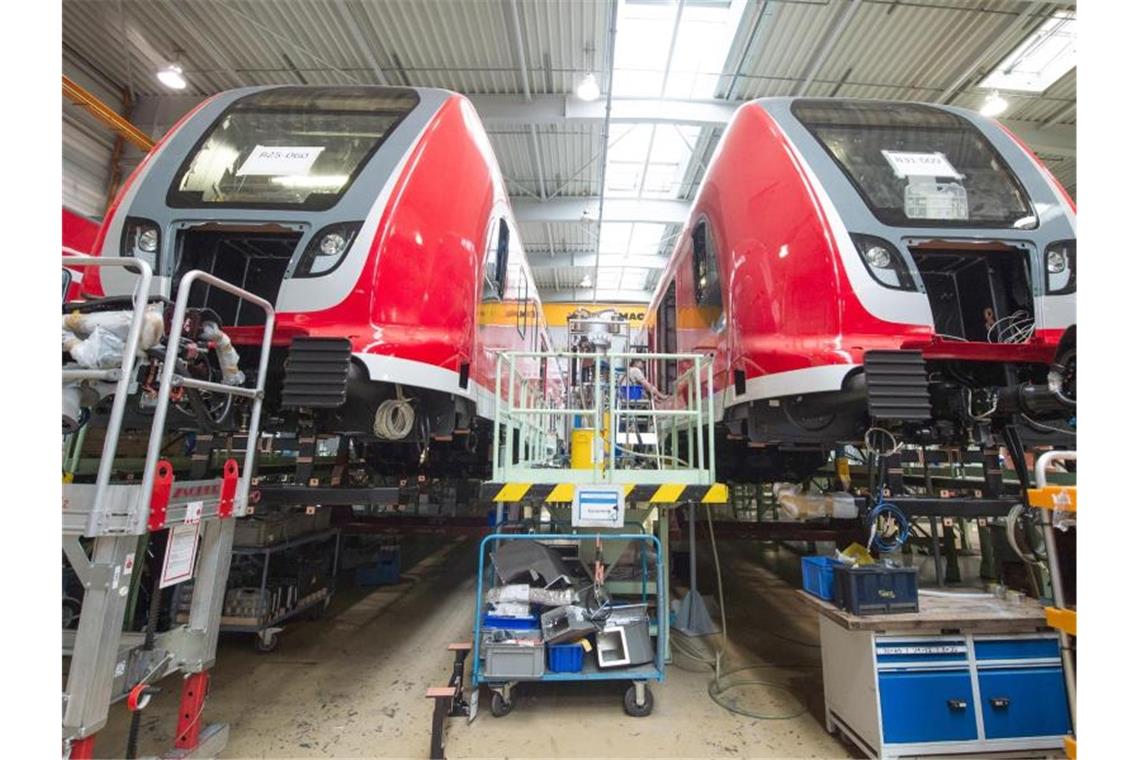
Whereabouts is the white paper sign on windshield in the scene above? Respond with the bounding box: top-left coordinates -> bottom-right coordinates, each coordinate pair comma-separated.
237,145 -> 325,176
882,150 -> 962,179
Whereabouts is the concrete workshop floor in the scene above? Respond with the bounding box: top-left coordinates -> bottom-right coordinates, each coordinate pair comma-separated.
94,538 -> 853,759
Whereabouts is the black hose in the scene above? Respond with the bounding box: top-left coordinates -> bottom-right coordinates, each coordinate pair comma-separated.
125,537 -> 165,759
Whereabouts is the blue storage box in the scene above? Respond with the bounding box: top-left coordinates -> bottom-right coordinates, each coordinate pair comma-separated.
483,611 -> 541,630
801,556 -> 843,601
547,642 -> 585,673
354,548 -> 400,586
833,564 -> 919,614
619,385 -> 645,402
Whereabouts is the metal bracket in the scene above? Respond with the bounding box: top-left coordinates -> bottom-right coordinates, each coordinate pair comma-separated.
147,460 -> 175,532
154,626 -> 209,669
217,459 -> 239,519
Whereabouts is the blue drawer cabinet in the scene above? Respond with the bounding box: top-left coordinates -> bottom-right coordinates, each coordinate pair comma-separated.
974,637 -> 1060,661
880,670 -> 977,743
820,618 -> 1069,759
978,667 -> 1071,739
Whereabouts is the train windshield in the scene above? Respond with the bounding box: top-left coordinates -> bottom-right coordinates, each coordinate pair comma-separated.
792,100 -> 1036,229
168,87 -> 419,211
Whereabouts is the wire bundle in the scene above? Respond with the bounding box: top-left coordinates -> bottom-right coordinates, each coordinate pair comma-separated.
373,385 -> 416,439
866,499 -> 910,553
987,310 -> 1036,344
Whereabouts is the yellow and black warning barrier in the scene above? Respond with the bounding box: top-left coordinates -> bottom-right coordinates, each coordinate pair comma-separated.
479,482 -> 729,504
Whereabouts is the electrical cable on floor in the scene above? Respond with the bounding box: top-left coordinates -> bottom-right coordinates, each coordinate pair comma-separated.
669,503 -> 813,720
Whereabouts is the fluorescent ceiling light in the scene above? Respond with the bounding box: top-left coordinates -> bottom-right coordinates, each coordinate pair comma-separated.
980,10 -> 1076,93
576,73 -> 601,102
157,63 -> 187,90
979,91 -> 1009,118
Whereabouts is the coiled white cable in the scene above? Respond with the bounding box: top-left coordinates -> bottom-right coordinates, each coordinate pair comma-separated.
987,310 -> 1036,344
373,385 -> 416,440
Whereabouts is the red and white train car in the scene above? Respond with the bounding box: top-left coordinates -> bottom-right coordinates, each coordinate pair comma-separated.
84,86 -> 559,474
644,98 -> 1075,478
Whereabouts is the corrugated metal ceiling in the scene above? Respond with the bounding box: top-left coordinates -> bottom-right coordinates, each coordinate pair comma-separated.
62,0 -> 1077,296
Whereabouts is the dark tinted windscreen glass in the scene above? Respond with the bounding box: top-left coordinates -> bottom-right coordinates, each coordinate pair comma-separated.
792,100 -> 1036,228
169,88 -> 419,210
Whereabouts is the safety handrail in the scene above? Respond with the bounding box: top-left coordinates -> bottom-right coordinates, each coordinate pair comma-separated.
492,350 -> 717,483
1035,450 -> 1076,488
134,270 -> 275,533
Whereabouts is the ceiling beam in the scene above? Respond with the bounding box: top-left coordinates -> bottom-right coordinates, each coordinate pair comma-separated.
503,0 -> 532,101
795,0 -> 863,96
528,253 -> 669,270
332,2 -> 389,85
512,197 -> 689,224
538,288 -> 653,304
936,2 -> 1037,104
472,94 -> 737,127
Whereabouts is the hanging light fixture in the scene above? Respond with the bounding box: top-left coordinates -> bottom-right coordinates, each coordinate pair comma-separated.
575,72 -> 600,102
979,91 -> 1008,118
157,63 -> 187,90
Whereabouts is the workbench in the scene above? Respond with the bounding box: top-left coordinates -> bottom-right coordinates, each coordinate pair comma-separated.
800,590 -> 1070,760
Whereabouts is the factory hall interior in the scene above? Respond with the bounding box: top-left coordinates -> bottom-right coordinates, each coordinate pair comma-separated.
41,0 -> 1128,757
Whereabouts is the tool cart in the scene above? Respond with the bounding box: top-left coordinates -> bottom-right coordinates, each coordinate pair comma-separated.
471,532 -> 666,717
173,521 -> 340,652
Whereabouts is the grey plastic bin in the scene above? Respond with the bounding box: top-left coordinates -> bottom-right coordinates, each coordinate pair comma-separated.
484,641 -> 546,680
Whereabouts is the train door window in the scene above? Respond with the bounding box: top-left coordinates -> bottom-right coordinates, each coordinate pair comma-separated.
658,280 -> 678,393
483,218 -> 508,300
539,335 -> 549,396
691,220 -> 723,310
516,271 -> 528,339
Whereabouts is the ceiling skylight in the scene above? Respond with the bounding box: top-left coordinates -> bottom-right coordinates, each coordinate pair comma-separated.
593,0 -> 748,299
664,1 -> 747,99
979,10 -> 1076,93
604,123 -> 701,199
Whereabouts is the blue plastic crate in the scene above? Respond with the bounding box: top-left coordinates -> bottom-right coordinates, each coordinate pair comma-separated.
483,612 -> 540,630
833,563 -> 919,615
546,642 -> 585,673
354,548 -> 400,587
801,555 -> 843,601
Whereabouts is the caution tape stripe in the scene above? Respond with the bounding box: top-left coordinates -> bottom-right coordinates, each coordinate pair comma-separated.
482,482 -> 728,504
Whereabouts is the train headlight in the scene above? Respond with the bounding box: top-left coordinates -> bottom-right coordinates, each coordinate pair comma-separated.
865,246 -> 892,269
1046,248 -> 1067,274
120,218 -> 161,269
138,228 -> 159,253
850,234 -> 916,291
295,222 -> 363,277
319,232 -> 347,257
1044,240 -> 1076,295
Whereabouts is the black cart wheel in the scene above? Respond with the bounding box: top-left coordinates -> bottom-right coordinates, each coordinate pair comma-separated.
623,684 -> 654,717
255,631 -> 279,653
490,691 -> 514,718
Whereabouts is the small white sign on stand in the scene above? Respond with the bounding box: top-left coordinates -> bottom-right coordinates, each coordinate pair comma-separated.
881,150 -> 962,179
572,485 -> 625,528
160,522 -> 200,589
237,145 -> 324,177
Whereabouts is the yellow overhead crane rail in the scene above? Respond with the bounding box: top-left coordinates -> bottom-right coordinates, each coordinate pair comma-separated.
62,75 -> 155,153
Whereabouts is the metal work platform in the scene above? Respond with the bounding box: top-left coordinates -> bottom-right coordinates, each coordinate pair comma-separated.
62,259 -> 274,758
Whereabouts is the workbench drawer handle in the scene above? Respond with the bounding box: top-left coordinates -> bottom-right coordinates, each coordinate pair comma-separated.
989,697 -> 1011,710
946,699 -> 968,711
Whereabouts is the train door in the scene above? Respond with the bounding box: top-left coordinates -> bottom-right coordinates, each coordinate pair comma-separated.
657,280 -> 678,393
